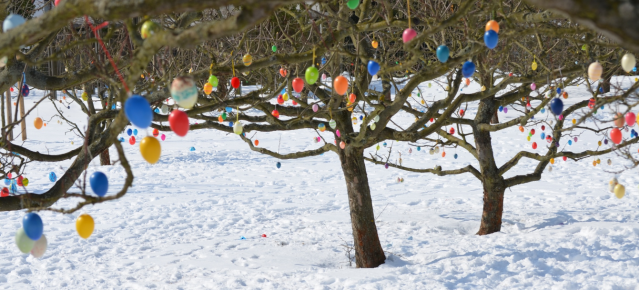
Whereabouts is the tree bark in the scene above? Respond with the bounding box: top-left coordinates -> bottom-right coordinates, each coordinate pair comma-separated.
5,90 -> 12,141
473,97 -> 506,235
99,148 -> 111,165
337,148 -> 385,268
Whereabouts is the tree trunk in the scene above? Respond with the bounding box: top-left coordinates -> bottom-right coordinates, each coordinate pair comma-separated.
473,97 -> 506,235
337,148 -> 386,268
477,181 -> 505,235
99,149 -> 111,165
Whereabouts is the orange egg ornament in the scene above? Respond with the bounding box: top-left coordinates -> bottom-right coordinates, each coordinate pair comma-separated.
279,68 -> 287,77
334,76 -> 349,95
485,20 -> 499,33
34,117 -> 43,130
349,93 -> 356,103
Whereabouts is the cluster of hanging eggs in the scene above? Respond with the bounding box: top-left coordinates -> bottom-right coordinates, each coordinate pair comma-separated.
609,177 -> 625,199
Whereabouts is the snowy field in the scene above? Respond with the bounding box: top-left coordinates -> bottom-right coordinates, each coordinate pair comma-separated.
1,76 -> 639,289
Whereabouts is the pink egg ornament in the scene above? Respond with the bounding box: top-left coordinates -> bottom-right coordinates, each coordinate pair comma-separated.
161,134 -> 166,141
402,28 -> 417,43
626,112 -> 636,126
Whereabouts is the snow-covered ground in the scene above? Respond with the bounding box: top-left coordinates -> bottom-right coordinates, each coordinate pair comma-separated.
1,76 -> 639,289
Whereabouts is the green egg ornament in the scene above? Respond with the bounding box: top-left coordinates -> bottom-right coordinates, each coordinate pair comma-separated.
272,45 -> 277,52
370,123 -> 376,130
15,228 -> 35,254
329,119 -> 337,129
347,0 -> 359,9
233,122 -> 243,135
305,66 -> 319,85
208,75 -> 219,87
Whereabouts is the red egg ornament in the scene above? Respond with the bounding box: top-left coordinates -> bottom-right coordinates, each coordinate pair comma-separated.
292,77 -> 304,93
231,77 -> 240,89
169,110 -> 190,137
277,95 -> 284,105
279,68 -> 287,77
459,109 -> 465,117
562,156 -> 567,161
152,128 -> 159,137
449,128 -> 455,134
272,109 -> 280,118
532,142 -> 537,149
610,128 -> 622,144
349,93 -> 356,104
129,136 -> 136,145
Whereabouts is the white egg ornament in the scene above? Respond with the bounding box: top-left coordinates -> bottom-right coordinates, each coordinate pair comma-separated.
3,14 -> 26,32
170,77 -> 198,109
588,62 -> 603,81
31,234 -> 47,258
233,122 -> 244,135
621,53 -> 636,73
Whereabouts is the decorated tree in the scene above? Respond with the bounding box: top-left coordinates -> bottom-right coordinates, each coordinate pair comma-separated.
1,0 -> 638,270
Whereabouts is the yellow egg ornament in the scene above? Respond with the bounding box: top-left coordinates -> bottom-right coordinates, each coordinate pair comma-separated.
243,54 -> 253,66
76,214 -> 95,239
550,158 -> 555,164
481,85 -> 486,92
532,60 -> 538,71
614,184 -> 625,199
203,83 -> 213,95
598,141 -> 602,146
81,92 -> 88,101
371,40 -> 378,49
621,53 -> 636,73
140,136 -> 161,164
282,93 -> 289,101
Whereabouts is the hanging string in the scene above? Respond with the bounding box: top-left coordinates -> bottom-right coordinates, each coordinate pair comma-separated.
84,16 -> 130,93
231,50 -> 236,77
313,47 -> 316,67
209,63 -> 214,76
236,106 -> 239,122
407,0 -> 411,28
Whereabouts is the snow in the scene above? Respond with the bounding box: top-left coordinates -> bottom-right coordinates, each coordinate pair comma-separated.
1,76 -> 639,289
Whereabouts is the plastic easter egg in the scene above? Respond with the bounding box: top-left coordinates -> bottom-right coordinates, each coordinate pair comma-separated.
550,158 -> 555,164
203,83 -> 213,95
318,123 -> 326,132
3,14 -> 25,32
140,21 -> 160,39
161,134 -> 166,141
31,234 -> 47,258
306,66 -> 319,85
449,128 -> 455,134
349,93 -> 357,103
436,45 -> 449,63
276,162 -> 281,169
76,214 -> 94,239
532,142 -> 537,149
367,60 -> 380,76
614,184 -> 625,199
626,112 -> 636,126
347,0 -> 359,9
129,136 -> 135,145
124,95 -> 152,129
33,117 -> 43,129
22,178 -> 28,186
272,45 -> 277,52
231,77 -> 241,89
462,61 -> 475,78
254,140 -> 259,146
540,108 -> 545,113
48,172 -> 56,182
588,62 -> 603,81
550,98 -> 563,115
532,61 -> 538,71
481,85 -> 486,92
402,28 -> 417,43
233,122 -> 243,135
484,30 -> 498,49
329,119 -> 337,129
21,84 -> 29,97
340,141 -> 346,149
282,93 -> 290,101
610,128 -> 622,144
81,92 -> 89,101
170,77 -> 198,109
15,228 -> 35,254
279,68 -> 287,77
334,76 -> 349,95
614,113 -> 625,128
208,75 -> 219,87
622,53 -> 636,73
485,20 -> 499,33
90,171 -> 108,197
169,110 -> 190,137
17,176 -> 23,186
530,83 -> 536,90
372,40 -> 378,48
271,109 -> 280,118
498,106 -> 503,112
292,77 -> 304,93
242,54 -> 253,66
312,104 -> 319,112
23,213 -> 43,241
133,129 -> 138,135
140,137 -> 161,164
277,95 -> 284,105
370,123 -> 376,130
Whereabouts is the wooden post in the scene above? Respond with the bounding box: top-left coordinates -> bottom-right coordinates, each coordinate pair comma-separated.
5,90 -> 12,141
